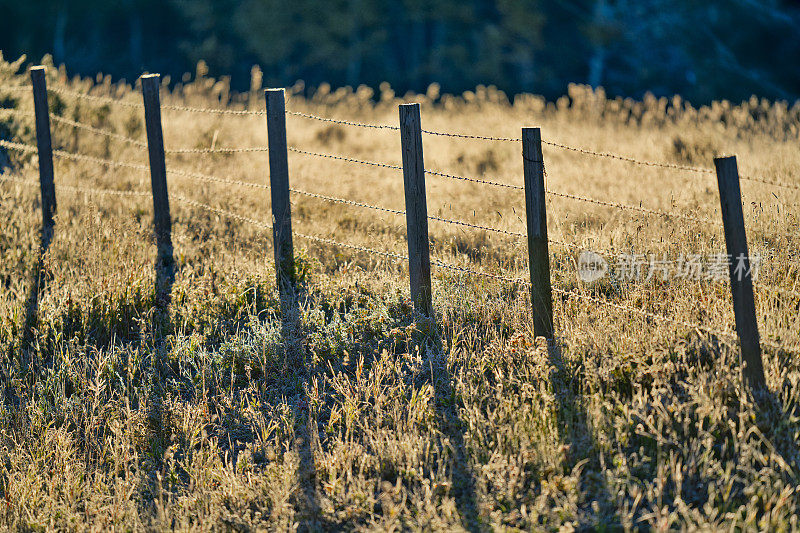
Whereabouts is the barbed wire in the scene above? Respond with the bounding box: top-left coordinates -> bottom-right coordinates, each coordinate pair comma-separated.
294,232 -> 408,261
46,86 -> 143,109
59,184 -> 150,197
290,186 -> 528,238
2,86 -> 32,93
419,126 -> 799,192
422,129 -> 518,142
560,285 -> 798,352
0,108 -> 34,118
289,188 -> 404,215
0,174 -> 149,197
552,285 -> 737,336
422,165 -> 717,224
542,139 -> 715,173
739,174 -> 800,192
754,282 -> 800,300
432,259 -> 528,283
53,147 -> 150,172
287,110 -> 399,130
165,146 -> 268,154
1,152 -> 794,351
161,103 -> 263,115
12,87 -> 800,193
429,257 -> 798,352
2,138 -> 786,242
0,175 -> 40,188
49,115 -> 149,148
419,126 -> 714,177
171,195 -> 408,261
167,167 -> 269,190
290,185 -> 617,247
429,215 -> 526,238
425,168 -> 524,190
288,146 -> 403,170
171,194 -> 270,228
545,189 -> 716,225
0,139 -> 151,174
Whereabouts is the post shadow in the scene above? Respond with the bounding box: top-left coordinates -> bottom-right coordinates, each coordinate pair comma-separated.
21,224 -> 54,370
749,351 -> 800,487
427,319 -> 483,533
546,341 -> 620,530
142,239 -> 176,479
278,285 -> 332,531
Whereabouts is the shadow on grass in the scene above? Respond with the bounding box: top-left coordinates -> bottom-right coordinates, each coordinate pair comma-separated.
752,373 -> 800,486
279,284 -> 335,532
141,244 -> 176,509
21,224 -> 53,363
429,318 -> 483,533
547,342 -> 621,531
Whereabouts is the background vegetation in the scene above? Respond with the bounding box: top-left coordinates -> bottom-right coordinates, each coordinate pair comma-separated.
1,0 -> 800,104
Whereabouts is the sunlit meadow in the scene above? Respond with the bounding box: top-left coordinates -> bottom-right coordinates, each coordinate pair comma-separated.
0,54 -> 799,530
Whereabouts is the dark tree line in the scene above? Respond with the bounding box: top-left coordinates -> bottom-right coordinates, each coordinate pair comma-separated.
1,0 -> 799,104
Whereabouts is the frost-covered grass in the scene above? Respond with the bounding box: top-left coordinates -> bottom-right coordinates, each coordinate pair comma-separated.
0,54 -> 799,530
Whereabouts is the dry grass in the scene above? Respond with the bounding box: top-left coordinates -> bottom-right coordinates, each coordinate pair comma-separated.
0,55 -> 799,530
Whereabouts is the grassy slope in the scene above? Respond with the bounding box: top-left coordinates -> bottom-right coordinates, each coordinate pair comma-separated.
0,56 -> 799,530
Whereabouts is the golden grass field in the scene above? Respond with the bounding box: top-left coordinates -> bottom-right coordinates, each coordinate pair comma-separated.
1,54 -> 799,530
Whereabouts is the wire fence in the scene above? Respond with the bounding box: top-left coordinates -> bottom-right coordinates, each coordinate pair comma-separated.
2,78 -> 799,364
157,190 -> 794,353
9,82 -> 800,190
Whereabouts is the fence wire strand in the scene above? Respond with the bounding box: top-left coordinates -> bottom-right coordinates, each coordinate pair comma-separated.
0,108 -> 34,118
50,115 -> 148,148
3,86 -> 32,93
425,168 -> 523,190
11,87 -> 800,193
422,128 -> 519,142
290,186 -> 528,238
426,257 -> 797,353
0,139 -> 151,173
162,103 -> 264,115
545,189 -> 716,225
165,145 -> 268,154
0,174 -> 149,197
290,188 -> 404,215
46,86 -> 143,109
287,110 -> 399,130
172,195 -> 270,228
422,165 -> 717,224
171,195 -> 408,261
167,167 -> 269,190
288,146 -> 403,170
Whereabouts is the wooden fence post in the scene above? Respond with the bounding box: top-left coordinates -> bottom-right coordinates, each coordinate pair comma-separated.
30,66 -> 56,230
141,74 -> 173,266
265,88 -> 295,296
399,103 -> 433,317
522,128 -> 554,339
714,155 -> 765,391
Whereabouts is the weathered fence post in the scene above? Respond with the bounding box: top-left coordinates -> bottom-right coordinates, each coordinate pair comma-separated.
30,66 -> 56,230
141,74 -> 173,267
399,103 -> 433,317
265,88 -> 295,297
714,155 -> 766,391
522,128 -> 554,339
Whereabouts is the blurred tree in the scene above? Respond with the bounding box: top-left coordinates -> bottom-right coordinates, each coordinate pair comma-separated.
0,0 -> 797,103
